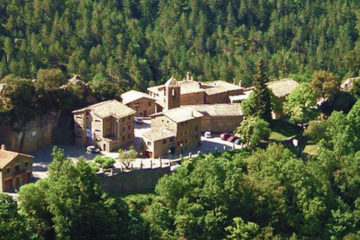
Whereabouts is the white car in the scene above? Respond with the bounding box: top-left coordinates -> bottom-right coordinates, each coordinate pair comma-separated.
86,145 -> 100,154
204,131 -> 212,138
134,117 -> 144,124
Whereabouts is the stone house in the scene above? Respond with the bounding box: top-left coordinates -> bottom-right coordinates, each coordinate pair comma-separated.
72,100 -> 136,152
0,145 -> 33,192
142,108 -> 202,158
121,90 -> 156,117
179,104 -> 243,133
147,74 -> 244,112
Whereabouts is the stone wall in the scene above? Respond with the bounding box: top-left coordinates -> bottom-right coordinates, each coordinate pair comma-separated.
98,167 -> 171,193
0,112 -> 74,153
180,92 -> 205,105
201,116 -> 243,133
126,97 -> 156,117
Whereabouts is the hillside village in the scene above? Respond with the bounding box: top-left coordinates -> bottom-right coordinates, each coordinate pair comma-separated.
0,70 -> 303,193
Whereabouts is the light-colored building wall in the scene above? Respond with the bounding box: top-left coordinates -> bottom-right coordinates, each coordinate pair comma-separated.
143,136 -> 176,159
175,118 -> 201,154
73,111 -> 135,152
126,98 -> 156,117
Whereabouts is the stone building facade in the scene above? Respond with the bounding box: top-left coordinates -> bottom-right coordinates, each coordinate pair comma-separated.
0,145 -> 33,192
72,100 -> 136,152
121,90 -> 156,117
148,74 -> 244,112
142,108 -> 202,158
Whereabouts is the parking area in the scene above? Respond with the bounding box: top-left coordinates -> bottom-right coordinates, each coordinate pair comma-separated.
31,120 -> 242,179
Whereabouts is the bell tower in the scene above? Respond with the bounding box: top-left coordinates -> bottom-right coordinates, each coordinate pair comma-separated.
164,76 -> 180,110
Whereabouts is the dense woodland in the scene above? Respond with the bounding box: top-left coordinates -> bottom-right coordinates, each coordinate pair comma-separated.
1,0 -> 360,88
1,0 -> 360,126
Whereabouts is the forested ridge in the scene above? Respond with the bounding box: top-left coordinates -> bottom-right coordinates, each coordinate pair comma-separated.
1,0 -> 360,90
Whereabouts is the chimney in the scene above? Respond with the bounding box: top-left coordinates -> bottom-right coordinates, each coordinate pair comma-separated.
187,72 -> 190,81
238,80 -> 242,87
1,144 -> 5,150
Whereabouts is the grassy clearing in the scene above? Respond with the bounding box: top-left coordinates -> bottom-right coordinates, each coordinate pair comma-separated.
269,120 -> 299,141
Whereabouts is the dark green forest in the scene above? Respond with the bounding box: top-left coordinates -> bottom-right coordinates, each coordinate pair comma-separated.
1,0 -> 360,90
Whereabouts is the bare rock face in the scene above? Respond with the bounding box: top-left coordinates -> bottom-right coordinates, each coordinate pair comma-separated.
0,112 -> 62,153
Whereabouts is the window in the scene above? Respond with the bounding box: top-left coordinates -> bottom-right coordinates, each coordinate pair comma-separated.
170,137 -> 174,142
172,89 -> 175,96
122,118 -> 125,122
76,116 -> 82,119
148,101 -> 152,106
167,120 -> 169,123
147,141 -> 151,146
95,129 -> 100,132
6,168 -> 10,173
25,162 -> 28,167
185,139 -> 188,143
15,165 -> 20,172
163,139 -> 167,144
122,127 -> 125,132
128,125 -> 131,130
195,126 -> 199,131
128,134 -> 131,139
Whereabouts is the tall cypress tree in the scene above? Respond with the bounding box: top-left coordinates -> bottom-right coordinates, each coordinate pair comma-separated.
250,58 -> 272,121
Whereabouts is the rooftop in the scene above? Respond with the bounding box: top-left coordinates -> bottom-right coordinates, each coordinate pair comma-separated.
162,108 -> 204,123
203,80 -> 243,95
0,148 -> 33,169
186,104 -> 243,116
266,78 -> 299,98
148,78 -> 243,96
121,90 -> 155,105
142,128 -> 176,141
229,91 -> 252,102
72,100 -> 136,119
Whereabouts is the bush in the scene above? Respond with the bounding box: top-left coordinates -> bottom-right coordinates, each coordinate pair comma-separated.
94,156 -> 115,168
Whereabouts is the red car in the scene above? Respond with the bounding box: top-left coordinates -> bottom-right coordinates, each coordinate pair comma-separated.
220,133 -> 233,140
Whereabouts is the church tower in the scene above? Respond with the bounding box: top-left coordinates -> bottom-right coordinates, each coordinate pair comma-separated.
164,76 -> 181,110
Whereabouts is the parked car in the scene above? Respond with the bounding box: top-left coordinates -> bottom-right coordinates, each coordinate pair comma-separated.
234,138 -> 243,145
204,131 -> 212,138
220,133 -> 233,140
227,136 -> 239,142
86,145 -> 100,154
134,117 -> 144,124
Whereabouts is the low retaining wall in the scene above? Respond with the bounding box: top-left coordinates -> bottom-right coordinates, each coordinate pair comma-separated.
98,167 -> 171,193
